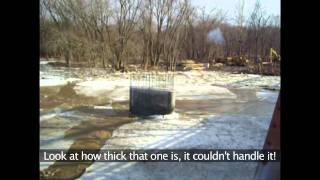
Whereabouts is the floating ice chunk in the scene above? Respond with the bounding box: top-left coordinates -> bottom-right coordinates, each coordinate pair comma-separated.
94,105 -> 113,109
175,85 -> 236,100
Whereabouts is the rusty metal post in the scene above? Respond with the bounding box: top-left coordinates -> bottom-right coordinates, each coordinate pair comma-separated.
254,95 -> 280,180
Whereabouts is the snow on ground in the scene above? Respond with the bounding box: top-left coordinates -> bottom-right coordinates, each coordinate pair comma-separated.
175,71 -> 280,90
40,66 -> 280,179
73,80 -> 236,101
102,113 -> 271,150
82,162 -> 258,180
65,70 -> 279,102
74,79 -> 130,102
40,75 -> 82,87
80,88 -> 278,180
40,67 -> 280,98
176,85 -> 236,100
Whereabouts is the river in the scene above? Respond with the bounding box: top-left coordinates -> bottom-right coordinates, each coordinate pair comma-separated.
40,62 -> 280,179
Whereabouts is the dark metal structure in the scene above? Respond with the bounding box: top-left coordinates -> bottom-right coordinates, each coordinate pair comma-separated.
129,73 -> 175,116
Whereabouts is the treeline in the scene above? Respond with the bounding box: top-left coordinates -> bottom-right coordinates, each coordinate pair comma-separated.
40,0 -> 280,71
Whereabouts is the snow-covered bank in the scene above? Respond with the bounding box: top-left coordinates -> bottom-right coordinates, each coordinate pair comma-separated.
40,66 -> 280,90
40,70 -> 279,101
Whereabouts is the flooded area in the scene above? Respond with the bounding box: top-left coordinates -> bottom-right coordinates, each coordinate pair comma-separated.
40,62 -> 280,179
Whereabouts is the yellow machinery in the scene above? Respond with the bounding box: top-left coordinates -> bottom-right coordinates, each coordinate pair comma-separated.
261,48 -> 280,75
269,48 -> 280,63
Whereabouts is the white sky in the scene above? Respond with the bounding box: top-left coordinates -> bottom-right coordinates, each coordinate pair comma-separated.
191,0 -> 280,23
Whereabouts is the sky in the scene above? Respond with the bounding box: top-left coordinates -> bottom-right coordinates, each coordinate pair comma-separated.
191,0 -> 280,23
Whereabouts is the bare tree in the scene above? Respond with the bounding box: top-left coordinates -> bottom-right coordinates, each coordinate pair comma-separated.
139,0 -> 191,70
247,0 -> 269,72
181,6 -> 224,61
107,0 -> 142,71
139,0 -> 162,69
162,0 -> 191,70
40,0 -> 280,73
234,0 -> 246,57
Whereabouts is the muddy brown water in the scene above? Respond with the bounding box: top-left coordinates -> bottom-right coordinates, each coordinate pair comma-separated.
40,82 -> 277,179
40,116 -> 135,179
40,83 -> 109,111
40,84 -> 135,179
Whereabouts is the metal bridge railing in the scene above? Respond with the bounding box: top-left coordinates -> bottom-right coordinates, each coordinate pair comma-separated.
130,73 -> 174,91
